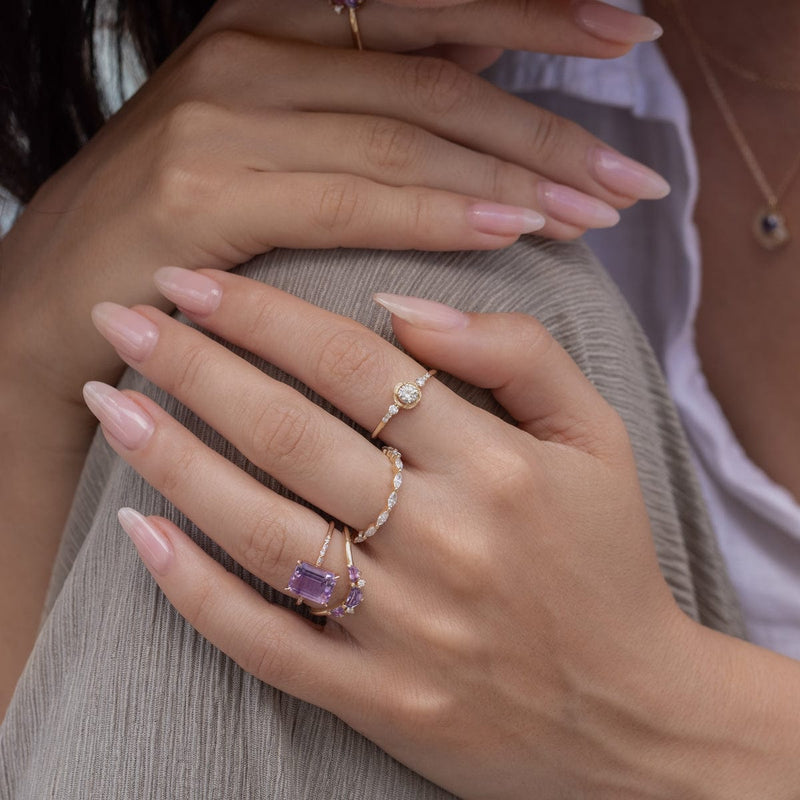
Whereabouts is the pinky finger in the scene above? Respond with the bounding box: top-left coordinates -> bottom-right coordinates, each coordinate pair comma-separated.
117,507 -> 360,711
225,171 -> 549,252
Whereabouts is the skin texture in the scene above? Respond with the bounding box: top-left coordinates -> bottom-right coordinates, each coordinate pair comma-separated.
85,268 -> 800,799
0,0 -> 669,717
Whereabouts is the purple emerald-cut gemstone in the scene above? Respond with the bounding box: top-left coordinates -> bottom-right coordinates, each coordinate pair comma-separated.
287,561 -> 337,605
345,587 -> 364,609
348,566 -> 361,583
330,607 -> 346,618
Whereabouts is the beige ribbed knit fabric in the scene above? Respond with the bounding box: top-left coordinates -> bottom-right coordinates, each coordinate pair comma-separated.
0,238 -> 745,799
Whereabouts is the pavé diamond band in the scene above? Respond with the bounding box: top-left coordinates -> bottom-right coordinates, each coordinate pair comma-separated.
330,0 -> 366,50
354,446 -> 403,543
371,370 -> 437,439
312,527 -> 366,618
286,521 -> 338,607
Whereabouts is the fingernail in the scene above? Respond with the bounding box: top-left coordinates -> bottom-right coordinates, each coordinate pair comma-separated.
91,302 -> 159,361
83,381 -> 155,450
591,148 -> 671,199
153,267 -> 222,316
538,183 -> 620,228
467,202 -> 546,236
118,507 -> 173,575
573,1 -> 663,43
374,293 -> 469,331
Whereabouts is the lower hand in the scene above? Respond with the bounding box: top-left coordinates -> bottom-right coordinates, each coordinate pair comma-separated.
84,267 -> 691,798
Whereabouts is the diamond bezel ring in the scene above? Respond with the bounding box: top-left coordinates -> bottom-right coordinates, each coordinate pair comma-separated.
371,370 -> 436,439
312,528 -> 366,618
354,446 -> 403,543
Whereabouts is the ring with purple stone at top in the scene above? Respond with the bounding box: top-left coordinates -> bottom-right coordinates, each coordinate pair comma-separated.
371,370 -> 437,439
312,527 -> 366,618
286,521 -> 338,608
354,446 -> 403,543
329,0 -> 367,50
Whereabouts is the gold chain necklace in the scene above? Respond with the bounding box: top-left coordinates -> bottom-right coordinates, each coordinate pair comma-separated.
667,0 -> 800,250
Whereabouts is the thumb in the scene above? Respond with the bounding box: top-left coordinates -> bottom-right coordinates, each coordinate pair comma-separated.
374,293 -> 624,455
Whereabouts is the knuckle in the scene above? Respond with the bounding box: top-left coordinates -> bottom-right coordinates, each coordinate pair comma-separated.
362,118 -> 423,173
247,400 -> 317,468
157,444 -> 200,499
511,312 -> 556,363
404,56 -> 471,117
182,29 -> 258,89
313,177 -> 364,234
166,341 -> 210,399
313,326 -> 386,395
238,510 -> 292,579
482,156 -> 518,203
525,110 -> 568,162
242,623 -> 290,685
185,572 -> 220,631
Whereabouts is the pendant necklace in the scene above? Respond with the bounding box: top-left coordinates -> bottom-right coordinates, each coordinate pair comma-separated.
668,0 -> 800,250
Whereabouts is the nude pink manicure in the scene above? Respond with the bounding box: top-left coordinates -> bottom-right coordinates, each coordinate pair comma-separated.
467,203 -> 546,236
374,293 -> 469,331
591,148 -> 671,199
83,381 -> 155,450
153,266 -> 222,316
538,183 -> 620,228
118,507 -> 173,575
573,1 -> 663,43
92,302 -> 159,361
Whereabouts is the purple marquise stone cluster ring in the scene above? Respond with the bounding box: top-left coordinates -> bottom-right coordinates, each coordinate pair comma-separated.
312,528 -> 366,618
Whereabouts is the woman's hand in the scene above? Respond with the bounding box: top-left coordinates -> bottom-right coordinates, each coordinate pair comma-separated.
79,266 -> 722,798
1,0 -> 668,402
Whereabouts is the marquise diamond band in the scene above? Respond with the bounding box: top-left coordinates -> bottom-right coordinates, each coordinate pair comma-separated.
355,446 -> 403,543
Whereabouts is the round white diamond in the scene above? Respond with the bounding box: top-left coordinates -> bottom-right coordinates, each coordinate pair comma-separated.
388,404 -> 399,415
395,383 -> 421,406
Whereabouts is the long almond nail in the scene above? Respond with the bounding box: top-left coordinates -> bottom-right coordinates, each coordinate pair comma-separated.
91,302 -> 159,361
83,382 -> 155,450
592,148 -> 671,199
374,293 -> 469,331
153,267 -> 222,316
573,1 -> 663,43
118,508 -> 173,575
539,183 -> 620,228
467,203 -> 546,236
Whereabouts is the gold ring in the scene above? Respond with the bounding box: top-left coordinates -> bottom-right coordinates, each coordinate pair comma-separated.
286,521 -> 338,607
371,370 -> 436,439
354,447 -> 403,543
312,527 -> 366,617
331,0 -> 366,50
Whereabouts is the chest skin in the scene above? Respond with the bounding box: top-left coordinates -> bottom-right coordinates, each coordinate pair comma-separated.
647,3 -> 800,503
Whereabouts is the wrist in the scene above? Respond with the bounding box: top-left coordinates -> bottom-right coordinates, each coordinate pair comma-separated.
636,613 -> 800,799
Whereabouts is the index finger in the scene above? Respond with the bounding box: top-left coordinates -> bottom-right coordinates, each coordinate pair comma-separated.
199,0 -> 662,57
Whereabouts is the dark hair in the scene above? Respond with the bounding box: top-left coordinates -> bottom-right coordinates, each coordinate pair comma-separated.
0,0 -> 213,205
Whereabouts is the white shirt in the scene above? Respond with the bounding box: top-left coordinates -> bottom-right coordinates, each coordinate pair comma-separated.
486,9 -> 800,658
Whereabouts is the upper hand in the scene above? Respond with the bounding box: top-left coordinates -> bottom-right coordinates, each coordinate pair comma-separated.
84,267 -> 690,798
1,0 -> 668,401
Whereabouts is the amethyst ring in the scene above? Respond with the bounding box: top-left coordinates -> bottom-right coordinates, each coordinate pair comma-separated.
286,521 -> 338,607
312,528 -> 366,618
354,446 -> 403,543
330,0 -> 367,51
371,370 -> 437,439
